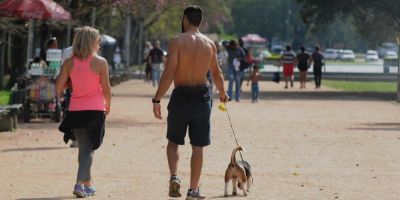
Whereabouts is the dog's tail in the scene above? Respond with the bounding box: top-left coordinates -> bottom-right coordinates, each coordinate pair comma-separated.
230,145 -> 245,167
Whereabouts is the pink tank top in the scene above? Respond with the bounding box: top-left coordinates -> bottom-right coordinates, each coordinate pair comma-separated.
69,56 -> 105,111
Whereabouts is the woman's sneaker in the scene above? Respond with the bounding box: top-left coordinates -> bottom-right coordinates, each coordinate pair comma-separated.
84,185 -> 96,196
186,188 -> 206,200
73,184 -> 87,198
169,175 -> 181,197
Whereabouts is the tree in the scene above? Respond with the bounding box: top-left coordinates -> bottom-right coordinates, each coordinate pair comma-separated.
296,0 -> 400,46
148,0 -> 232,41
297,0 -> 400,102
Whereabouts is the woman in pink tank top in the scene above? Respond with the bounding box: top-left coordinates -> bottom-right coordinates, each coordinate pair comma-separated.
56,26 -> 111,198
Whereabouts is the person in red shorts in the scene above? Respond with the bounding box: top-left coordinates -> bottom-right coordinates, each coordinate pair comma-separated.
280,45 -> 297,89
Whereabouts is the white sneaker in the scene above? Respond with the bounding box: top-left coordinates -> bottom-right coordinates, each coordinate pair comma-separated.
186,188 -> 206,200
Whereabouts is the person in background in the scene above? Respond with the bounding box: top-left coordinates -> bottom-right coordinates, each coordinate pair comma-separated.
148,40 -> 165,87
215,40 -> 228,68
247,65 -> 262,103
309,45 -> 324,89
113,47 -> 122,71
245,48 -> 254,82
224,40 -> 245,102
61,28 -> 80,148
56,26 -> 111,198
42,37 -> 58,64
238,38 -> 249,89
296,46 -> 310,89
47,37 -> 58,49
280,45 -> 296,89
143,41 -> 153,83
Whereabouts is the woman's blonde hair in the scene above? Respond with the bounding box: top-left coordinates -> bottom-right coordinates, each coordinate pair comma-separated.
73,26 -> 100,59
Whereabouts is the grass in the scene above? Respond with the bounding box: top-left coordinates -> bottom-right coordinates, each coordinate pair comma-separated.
323,80 -> 397,92
0,91 -> 10,105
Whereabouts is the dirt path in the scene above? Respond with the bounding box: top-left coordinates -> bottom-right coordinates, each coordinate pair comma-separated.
1,79 -> 400,200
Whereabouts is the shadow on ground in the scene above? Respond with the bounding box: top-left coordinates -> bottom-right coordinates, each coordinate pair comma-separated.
2,147 -> 68,153
113,91 -> 396,102
349,122 -> 400,132
256,91 -> 396,101
106,118 -> 161,128
15,196 -> 75,200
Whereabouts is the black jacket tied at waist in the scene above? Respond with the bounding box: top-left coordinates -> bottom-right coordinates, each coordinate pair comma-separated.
59,111 -> 105,150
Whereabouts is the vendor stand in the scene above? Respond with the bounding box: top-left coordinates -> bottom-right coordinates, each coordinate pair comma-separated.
23,49 -> 62,122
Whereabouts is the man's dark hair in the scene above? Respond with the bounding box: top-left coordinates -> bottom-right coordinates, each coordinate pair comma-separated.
47,37 -> 57,48
315,45 -> 320,51
183,5 -> 203,27
286,45 -> 291,51
229,40 -> 237,48
300,46 -> 305,52
253,65 -> 259,70
238,38 -> 244,47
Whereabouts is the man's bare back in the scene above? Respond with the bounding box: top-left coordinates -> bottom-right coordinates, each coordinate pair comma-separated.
172,32 -> 214,87
153,8 -> 227,120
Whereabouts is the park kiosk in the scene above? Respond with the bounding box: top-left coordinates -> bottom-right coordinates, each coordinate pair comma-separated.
0,0 -> 71,123
22,49 -> 62,122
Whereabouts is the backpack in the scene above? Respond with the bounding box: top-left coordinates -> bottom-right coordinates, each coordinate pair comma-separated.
272,72 -> 280,83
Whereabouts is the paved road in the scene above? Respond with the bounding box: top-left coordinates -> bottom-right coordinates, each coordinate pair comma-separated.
261,60 -> 399,74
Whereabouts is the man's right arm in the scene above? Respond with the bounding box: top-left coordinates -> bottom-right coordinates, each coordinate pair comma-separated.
152,38 -> 179,119
210,43 -> 228,102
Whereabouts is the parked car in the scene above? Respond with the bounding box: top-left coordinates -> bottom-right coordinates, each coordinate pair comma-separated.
259,49 -> 272,60
271,45 -> 283,55
378,42 -> 398,58
365,50 -> 379,62
305,47 -> 313,55
340,50 -> 355,61
324,48 -> 338,60
384,51 -> 398,60
336,49 -> 344,60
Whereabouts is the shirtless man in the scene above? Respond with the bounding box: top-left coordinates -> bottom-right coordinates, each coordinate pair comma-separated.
152,5 -> 228,200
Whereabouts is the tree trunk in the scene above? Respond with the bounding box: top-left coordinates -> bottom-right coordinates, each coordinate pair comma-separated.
137,20 -> 143,65
124,15 -> 131,68
7,33 -> 11,73
0,31 -> 5,89
397,37 -> 400,102
0,31 -> 4,89
130,20 -> 139,65
91,7 -> 96,27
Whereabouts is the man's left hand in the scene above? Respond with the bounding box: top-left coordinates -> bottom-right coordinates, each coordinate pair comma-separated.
153,103 -> 162,119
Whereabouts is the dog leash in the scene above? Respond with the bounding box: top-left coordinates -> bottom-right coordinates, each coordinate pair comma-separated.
223,102 -> 245,162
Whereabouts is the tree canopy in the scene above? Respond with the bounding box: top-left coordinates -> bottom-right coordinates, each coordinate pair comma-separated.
296,0 -> 400,47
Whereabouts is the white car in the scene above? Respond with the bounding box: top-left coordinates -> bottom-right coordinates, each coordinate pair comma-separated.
365,50 -> 378,61
324,48 -> 338,60
340,50 -> 355,61
384,51 -> 398,59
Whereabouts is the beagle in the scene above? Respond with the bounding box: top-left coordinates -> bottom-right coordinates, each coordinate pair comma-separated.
224,145 -> 253,197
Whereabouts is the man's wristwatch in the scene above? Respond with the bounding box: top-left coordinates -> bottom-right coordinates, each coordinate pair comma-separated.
152,98 -> 161,104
